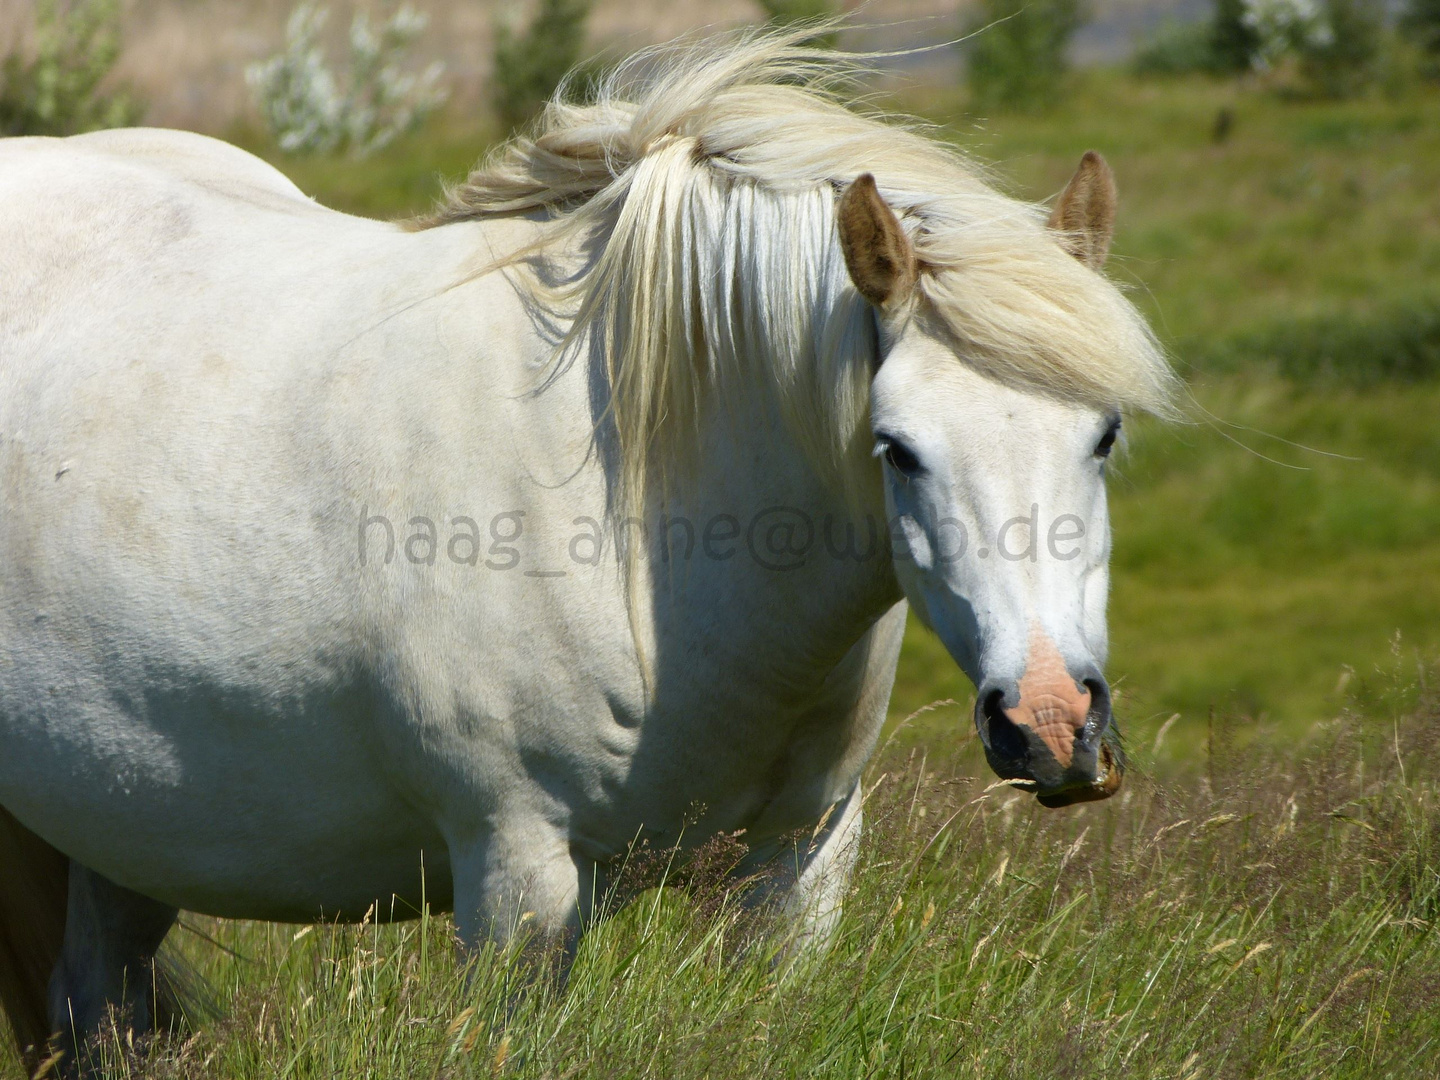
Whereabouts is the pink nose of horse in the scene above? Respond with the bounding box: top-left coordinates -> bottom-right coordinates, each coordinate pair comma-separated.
974,629 -> 1117,800
1005,636 -> 1091,768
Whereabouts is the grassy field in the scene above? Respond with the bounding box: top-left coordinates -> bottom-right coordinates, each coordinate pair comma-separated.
5,65 -> 1440,1079
10,689 -> 1440,1078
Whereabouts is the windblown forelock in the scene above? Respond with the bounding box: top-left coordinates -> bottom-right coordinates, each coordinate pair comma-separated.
918,231 -> 1175,416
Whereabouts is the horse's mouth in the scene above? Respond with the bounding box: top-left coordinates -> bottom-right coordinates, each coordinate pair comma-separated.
1000,741 -> 1124,808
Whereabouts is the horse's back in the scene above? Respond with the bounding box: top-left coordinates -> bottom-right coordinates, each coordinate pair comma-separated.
0,128 -> 372,334
56,128 -> 309,199
0,127 -> 314,229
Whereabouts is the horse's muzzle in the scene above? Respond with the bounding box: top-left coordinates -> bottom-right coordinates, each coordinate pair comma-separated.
974,674 -> 1125,807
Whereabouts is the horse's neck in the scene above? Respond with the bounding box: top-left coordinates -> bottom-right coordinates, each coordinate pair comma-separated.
639,381 -> 901,705
448,213 -> 900,702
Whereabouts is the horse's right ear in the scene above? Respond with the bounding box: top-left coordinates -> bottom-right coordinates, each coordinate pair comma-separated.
1048,151 -> 1116,269
837,174 -> 917,310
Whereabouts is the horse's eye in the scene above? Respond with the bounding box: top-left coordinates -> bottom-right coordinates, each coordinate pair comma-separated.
1094,421 -> 1120,459
881,438 -> 921,478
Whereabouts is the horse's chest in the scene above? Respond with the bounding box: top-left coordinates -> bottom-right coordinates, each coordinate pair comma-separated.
539,639 -> 885,854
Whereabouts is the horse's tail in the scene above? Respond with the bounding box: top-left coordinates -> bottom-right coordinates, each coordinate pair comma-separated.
0,804 -> 69,1072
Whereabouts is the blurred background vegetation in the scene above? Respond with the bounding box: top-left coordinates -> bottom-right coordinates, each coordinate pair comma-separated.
1,0 -> 1437,796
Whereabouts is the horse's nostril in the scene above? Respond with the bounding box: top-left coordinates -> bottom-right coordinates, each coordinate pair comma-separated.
981,687 -> 1028,762
1082,676 -> 1112,736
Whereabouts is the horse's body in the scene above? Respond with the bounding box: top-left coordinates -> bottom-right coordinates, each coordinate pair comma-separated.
0,33 -> 1172,1070
0,125 -> 898,915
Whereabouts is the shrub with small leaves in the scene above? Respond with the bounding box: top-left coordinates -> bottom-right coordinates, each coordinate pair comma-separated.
1207,0 -> 1381,94
492,0 -> 592,134
1403,0 -> 1440,75
0,0 -> 141,136
1210,0 -> 1265,72
756,0 -> 841,47
964,0 -> 1086,112
1298,0 -> 1382,97
1241,0 -> 1333,71
247,2 -> 448,158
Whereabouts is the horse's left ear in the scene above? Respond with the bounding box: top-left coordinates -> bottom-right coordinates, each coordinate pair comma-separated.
1048,151 -> 1117,270
838,173 -> 918,310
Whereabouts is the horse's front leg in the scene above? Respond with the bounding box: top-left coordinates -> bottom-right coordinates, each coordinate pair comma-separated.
444,816 -> 601,979
742,781 -> 864,962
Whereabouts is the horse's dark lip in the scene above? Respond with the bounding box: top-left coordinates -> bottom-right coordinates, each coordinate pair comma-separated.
986,737 -> 1126,805
1033,742 -> 1125,808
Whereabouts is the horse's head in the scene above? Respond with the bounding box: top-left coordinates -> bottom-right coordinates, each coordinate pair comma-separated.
840,154 -> 1139,808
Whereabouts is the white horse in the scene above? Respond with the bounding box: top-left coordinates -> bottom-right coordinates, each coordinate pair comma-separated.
0,32 -> 1173,1069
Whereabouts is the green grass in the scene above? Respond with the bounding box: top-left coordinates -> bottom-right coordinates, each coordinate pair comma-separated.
1191,296 -> 1440,384
224,119 -> 496,222
8,688 -> 1438,1077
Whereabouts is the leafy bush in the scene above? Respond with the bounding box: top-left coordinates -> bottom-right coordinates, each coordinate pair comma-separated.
1132,19 -> 1223,75
1210,0 -> 1265,72
1299,0 -> 1383,97
1237,0 -> 1331,71
1206,0 -> 1381,94
0,0 -> 141,136
492,0 -> 592,134
1403,0 -> 1440,76
756,0 -> 840,47
964,0 -> 1086,111
247,2 -> 448,158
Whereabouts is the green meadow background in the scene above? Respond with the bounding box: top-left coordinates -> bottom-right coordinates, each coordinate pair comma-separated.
7,66 -> 1440,1080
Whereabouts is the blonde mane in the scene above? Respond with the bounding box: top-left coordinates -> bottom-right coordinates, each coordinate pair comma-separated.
425,28 -> 1176,514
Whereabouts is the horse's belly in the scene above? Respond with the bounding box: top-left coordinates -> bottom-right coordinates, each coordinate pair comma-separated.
0,679 -> 453,921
